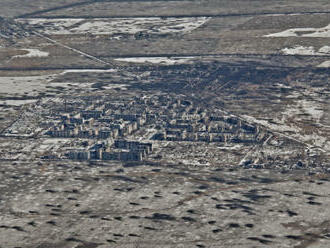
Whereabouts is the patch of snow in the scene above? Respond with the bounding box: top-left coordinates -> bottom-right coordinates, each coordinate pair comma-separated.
114,56 -> 194,65
0,99 -> 38,106
281,45 -> 330,55
0,74 -> 57,95
60,69 -> 116,74
275,83 -> 291,88
242,115 -> 297,132
0,69 -> 117,97
242,114 -> 329,151
156,17 -> 210,34
265,23 -> 330,37
285,91 -> 300,99
282,46 -> 316,55
282,99 -> 324,122
38,138 -> 70,151
299,100 -> 324,121
18,17 -> 210,36
319,46 -> 330,54
16,18 -> 84,35
218,144 -> 243,150
102,84 -> 127,90
299,134 -> 330,150
13,48 -> 49,58
317,60 -> 330,67
49,80 -> 127,91
249,92 -> 328,151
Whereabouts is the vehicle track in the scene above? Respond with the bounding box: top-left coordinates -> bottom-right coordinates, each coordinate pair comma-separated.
0,60 -> 329,71
21,11 -> 330,19
32,31 -> 114,67
16,0 -> 186,18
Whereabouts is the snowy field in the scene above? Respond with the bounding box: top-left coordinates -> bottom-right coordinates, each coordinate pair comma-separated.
280,46 -> 330,67
265,23 -> 330,37
243,87 -> 330,152
17,17 -> 210,36
0,74 -> 56,96
0,99 -> 38,106
13,48 -> 49,58
265,24 -> 330,67
59,69 -> 116,74
318,60 -> 330,67
114,56 -> 195,65
0,69 -> 117,100
281,45 -> 330,55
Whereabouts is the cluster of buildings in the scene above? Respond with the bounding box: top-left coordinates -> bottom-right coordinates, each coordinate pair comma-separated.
42,94 -> 266,161
44,97 -> 152,161
47,111 -> 145,139
152,114 -> 266,144
67,140 -> 152,161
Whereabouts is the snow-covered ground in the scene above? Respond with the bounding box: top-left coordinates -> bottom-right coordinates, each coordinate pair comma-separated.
17,17 -> 210,36
318,60 -> 330,67
13,48 -> 49,58
242,90 -> 329,151
242,115 -> 296,133
60,69 -> 116,74
274,40 -> 330,67
0,69 -> 117,95
0,68 -> 120,104
38,138 -> 72,152
0,99 -> 38,106
0,74 -> 57,95
281,45 -> 330,55
3,110 -> 41,137
297,99 -> 324,122
265,23 -> 330,37
114,56 -> 195,65
17,18 -> 84,34
281,98 -> 324,128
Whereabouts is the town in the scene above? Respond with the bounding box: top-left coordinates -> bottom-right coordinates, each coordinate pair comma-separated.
27,93 -> 273,162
